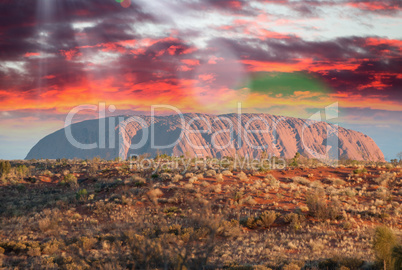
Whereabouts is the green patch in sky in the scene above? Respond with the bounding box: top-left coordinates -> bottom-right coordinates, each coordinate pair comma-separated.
240,72 -> 331,97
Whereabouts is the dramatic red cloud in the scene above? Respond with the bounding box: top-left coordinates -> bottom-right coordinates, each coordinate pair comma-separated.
241,58 -> 313,72
24,52 -> 40,57
60,49 -> 81,61
181,59 -> 200,66
365,37 -> 402,52
347,1 -> 401,12
233,19 -> 294,40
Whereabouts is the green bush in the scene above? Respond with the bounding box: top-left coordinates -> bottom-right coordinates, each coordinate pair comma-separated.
353,168 -> 367,174
63,173 -> 78,188
0,160 -> 11,176
289,152 -> 300,167
76,189 -> 88,201
373,226 -> 398,270
15,165 -> 29,178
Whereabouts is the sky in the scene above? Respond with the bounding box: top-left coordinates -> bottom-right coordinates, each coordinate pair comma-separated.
0,0 -> 401,160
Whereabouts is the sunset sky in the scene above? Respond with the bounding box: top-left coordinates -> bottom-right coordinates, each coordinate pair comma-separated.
0,0 -> 401,160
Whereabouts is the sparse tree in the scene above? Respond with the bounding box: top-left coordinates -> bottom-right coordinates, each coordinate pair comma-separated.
373,226 -> 398,270
397,151 -> 402,162
290,152 -> 301,167
392,245 -> 402,270
0,160 -> 11,176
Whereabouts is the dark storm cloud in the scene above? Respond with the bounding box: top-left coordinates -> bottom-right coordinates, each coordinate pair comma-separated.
355,59 -> 402,73
0,0 -> 156,60
211,35 -> 401,64
113,38 -> 194,86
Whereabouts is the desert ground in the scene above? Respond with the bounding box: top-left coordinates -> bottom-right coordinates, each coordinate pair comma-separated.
0,156 -> 401,269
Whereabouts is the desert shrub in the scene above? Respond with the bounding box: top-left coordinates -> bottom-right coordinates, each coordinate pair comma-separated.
43,170 -> 53,176
305,191 -> 340,220
205,169 -> 217,177
38,217 -> 59,232
217,220 -> 241,238
373,225 -> 398,270
172,174 -> 183,182
289,152 -> 300,167
210,184 -> 222,193
163,206 -> 180,214
245,216 -> 257,229
253,179 -> 264,189
42,239 -> 63,255
93,200 -> 119,218
292,176 -> 310,186
256,210 -> 277,228
14,165 -> 30,179
264,174 -> 279,187
132,175 -> 147,186
319,256 -> 364,270
0,160 -> 11,176
76,189 -> 88,201
237,171 -> 248,181
353,168 -> 367,174
392,245 -> 402,270
240,216 -> 258,229
333,178 -> 346,186
342,221 -> 353,230
284,212 -> 305,231
282,262 -> 300,270
264,174 -> 276,181
63,173 -> 78,188
80,237 -> 98,251
376,187 -> 391,200
147,188 -> 163,204
160,172 -> 173,180
189,176 -> 198,183
243,196 -> 257,205
344,188 -> 356,197
375,173 -> 393,186
222,170 -> 233,176
310,180 -> 323,189
232,190 -> 244,202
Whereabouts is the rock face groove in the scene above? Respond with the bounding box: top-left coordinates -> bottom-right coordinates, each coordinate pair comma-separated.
25,113 -> 385,161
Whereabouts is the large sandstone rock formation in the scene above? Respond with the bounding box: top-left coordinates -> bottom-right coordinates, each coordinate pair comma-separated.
25,113 -> 384,161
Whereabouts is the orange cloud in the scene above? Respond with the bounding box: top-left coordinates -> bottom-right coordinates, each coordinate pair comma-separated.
365,37 -> 402,52
234,19 -> 294,40
347,1 -> 401,11
181,59 -> 200,66
242,58 -> 314,72
24,52 -> 40,57
242,58 -> 364,74
60,49 -> 81,61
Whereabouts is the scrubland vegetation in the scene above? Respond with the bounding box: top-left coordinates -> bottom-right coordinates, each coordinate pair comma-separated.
0,156 -> 401,269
